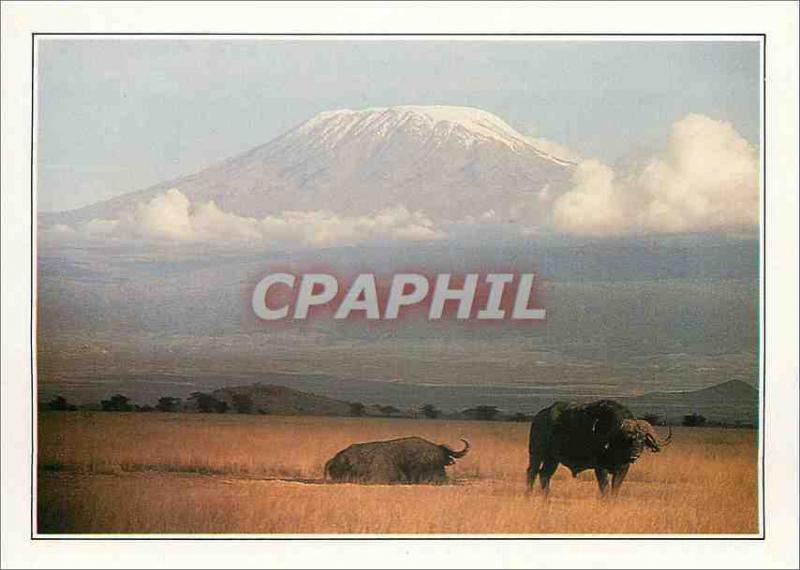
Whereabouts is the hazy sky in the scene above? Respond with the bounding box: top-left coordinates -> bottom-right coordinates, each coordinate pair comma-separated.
37,39 -> 761,213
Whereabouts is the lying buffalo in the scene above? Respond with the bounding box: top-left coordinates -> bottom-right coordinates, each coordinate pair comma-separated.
527,399 -> 671,496
325,436 -> 470,484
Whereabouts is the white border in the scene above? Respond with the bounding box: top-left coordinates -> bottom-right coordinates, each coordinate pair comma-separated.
2,2 -> 798,568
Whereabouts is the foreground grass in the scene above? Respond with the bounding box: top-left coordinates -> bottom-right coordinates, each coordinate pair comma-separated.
37,412 -> 759,534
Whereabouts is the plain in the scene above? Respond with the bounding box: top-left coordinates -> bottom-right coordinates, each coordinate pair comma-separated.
37,412 -> 759,535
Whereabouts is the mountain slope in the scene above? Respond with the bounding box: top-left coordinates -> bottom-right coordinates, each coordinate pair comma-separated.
44,105 -> 575,226
624,379 -> 758,425
212,384 -> 352,416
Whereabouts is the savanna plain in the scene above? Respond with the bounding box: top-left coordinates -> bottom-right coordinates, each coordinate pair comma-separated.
37,412 -> 759,534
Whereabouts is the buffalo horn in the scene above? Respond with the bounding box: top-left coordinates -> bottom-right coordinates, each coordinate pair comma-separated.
446,438 -> 471,458
661,424 -> 673,447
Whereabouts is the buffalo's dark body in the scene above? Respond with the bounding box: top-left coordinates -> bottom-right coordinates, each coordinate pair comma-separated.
325,436 -> 469,484
527,399 -> 669,495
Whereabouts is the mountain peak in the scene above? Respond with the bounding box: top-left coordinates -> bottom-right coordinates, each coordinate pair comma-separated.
45,104 -> 576,224
297,104 -> 549,155
312,104 -> 516,130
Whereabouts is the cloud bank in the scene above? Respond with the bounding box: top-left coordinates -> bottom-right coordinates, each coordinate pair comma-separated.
552,114 -> 759,236
66,189 -> 445,246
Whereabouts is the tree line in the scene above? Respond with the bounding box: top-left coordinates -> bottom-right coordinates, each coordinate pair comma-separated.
43,394 -> 511,420
41,394 -> 751,427
43,393 -> 250,414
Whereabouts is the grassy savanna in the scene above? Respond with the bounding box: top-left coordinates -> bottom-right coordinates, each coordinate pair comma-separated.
38,412 -> 759,534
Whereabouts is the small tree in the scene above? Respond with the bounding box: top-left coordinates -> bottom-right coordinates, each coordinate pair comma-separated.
420,404 -> 441,419
349,402 -> 366,417
101,394 -> 133,412
214,400 -> 229,414
156,397 -> 181,413
47,395 -> 75,411
682,412 -> 707,427
189,392 -> 219,413
232,394 -> 254,414
464,405 -> 500,421
509,412 -> 531,423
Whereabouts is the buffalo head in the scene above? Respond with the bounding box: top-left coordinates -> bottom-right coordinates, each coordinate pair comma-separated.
616,419 -> 672,459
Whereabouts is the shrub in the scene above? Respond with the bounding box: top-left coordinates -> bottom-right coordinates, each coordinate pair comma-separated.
156,397 -> 181,412
101,394 -> 133,412
682,412 -> 707,427
462,405 -> 501,421
47,395 -> 76,411
189,392 -> 221,413
348,402 -> 366,417
232,394 -> 254,414
420,404 -> 441,419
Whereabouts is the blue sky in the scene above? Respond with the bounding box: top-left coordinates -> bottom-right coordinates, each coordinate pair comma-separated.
37,39 -> 761,212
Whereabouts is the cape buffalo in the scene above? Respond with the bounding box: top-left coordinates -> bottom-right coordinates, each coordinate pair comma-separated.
527,399 -> 671,496
325,436 -> 470,484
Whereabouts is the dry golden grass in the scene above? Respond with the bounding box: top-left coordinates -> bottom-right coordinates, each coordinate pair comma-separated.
37,412 -> 759,534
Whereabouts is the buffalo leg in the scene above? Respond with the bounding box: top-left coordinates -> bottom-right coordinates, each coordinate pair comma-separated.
594,468 -> 610,495
526,452 -> 543,493
610,464 -> 630,495
538,460 -> 559,496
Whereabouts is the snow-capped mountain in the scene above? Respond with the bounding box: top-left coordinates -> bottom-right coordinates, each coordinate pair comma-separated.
45,105 -> 576,226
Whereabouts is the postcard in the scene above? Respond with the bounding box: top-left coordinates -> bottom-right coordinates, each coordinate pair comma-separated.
2,2 -> 798,569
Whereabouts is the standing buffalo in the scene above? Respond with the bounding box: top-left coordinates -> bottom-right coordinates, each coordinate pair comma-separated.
527,399 -> 671,496
325,436 -> 470,484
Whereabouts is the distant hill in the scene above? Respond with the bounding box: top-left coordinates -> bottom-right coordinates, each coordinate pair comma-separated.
623,380 -> 758,426
212,383 -> 353,416
211,383 -> 418,418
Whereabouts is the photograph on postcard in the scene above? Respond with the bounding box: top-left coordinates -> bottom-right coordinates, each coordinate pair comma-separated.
35,37 -> 762,535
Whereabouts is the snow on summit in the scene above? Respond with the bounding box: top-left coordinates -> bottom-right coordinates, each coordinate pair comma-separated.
296,105 -> 567,160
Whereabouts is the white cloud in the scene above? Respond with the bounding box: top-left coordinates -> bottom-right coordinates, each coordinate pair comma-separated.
255,206 -> 445,245
130,188 -> 198,240
192,201 -> 264,242
552,114 -> 759,235
637,114 -> 759,233
45,223 -> 75,234
74,189 -> 446,246
552,160 -> 631,236
83,218 -> 120,235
